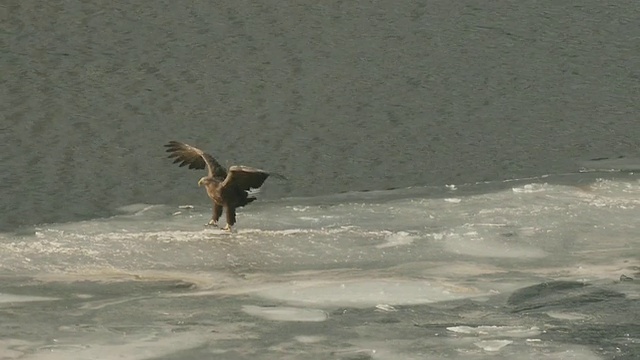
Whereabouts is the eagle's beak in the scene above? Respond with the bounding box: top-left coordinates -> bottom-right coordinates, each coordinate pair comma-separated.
197,179 -> 204,187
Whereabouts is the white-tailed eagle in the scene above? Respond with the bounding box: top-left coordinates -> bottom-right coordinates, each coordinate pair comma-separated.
164,141 -> 269,231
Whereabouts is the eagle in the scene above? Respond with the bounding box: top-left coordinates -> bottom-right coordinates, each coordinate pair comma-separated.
164,141 -> 269,232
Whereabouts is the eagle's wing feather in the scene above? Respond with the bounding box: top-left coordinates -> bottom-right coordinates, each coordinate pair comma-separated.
222,166 -> 269,192
164,141 -> 227,179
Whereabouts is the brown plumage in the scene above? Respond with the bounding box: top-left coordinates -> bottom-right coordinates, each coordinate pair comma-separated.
164,141 -> 269,231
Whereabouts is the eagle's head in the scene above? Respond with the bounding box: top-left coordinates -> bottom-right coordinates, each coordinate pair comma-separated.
198,177 -> 211,187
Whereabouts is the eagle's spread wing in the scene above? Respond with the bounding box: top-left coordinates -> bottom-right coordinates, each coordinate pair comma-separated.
164,141 -> 227,179
222,166 -> 269,191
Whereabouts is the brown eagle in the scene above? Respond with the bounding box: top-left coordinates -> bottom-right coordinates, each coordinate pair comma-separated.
164,141 -> 269,232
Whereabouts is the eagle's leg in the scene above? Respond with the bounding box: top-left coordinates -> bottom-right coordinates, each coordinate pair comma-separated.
222,206 -> 236,232
206,204 -> 223,226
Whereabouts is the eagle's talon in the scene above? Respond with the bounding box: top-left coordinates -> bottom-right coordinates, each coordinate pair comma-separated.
222,225 -> 232,232
205,220 -> 218,227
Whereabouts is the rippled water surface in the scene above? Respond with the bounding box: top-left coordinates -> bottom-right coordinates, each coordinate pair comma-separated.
2,0 -> 639,230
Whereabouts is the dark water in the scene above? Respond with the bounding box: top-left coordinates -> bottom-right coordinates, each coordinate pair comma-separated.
2,1 -> 639,230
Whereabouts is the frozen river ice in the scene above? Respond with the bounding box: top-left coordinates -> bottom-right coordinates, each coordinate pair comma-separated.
1,174 -> 638,359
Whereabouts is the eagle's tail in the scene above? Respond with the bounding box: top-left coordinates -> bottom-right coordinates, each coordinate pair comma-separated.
238,196 -> 256,208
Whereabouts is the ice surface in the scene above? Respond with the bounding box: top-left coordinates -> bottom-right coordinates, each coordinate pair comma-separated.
474,339 -> 513,351
440,229 -> 547,258
545,311 -> 590,320
242,305 -> 328,322
0,174 -> 639,359
3,332 -> 213,360
375,231 -> 417,248
250,278 -> 484,307
447,325 -> 542,337
0,293 -> 60,303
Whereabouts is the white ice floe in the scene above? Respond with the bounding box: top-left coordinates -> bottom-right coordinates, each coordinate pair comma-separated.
294,335 -> 325,343
545,312 -> 590,320
242,305 -> 328,322
375,231 -> 417,248
252,279 -> 484,307
0,293 -> 60,303
474,339 -> 513,351
442,232 -> 546,258
512,183 -> 549,193
447,325 -> 542,337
